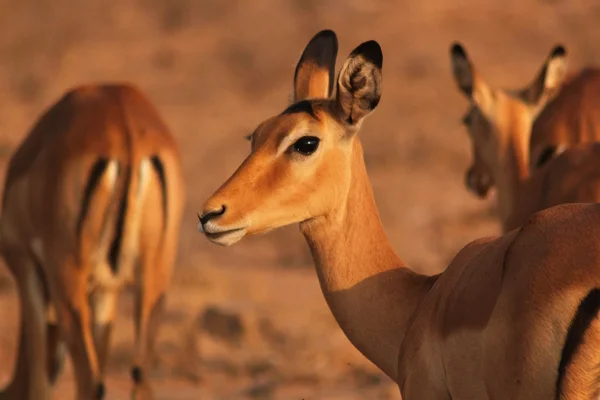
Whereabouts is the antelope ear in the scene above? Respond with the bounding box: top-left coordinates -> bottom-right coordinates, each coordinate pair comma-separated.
293,29 -> 338,102
450,42 -> 494,116
334,40 -> 383,127
523,45 -> 568,104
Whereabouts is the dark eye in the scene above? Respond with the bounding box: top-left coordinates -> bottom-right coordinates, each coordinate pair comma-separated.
292,136 -> 320,155
462,107 -> 476,126
462,113 -> 472,126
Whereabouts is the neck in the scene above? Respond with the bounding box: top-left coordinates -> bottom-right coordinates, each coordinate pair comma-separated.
494,123 -> 531,232
299,139 -> 436,381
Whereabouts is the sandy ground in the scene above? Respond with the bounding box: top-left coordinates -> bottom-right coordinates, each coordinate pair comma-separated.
0,0 -> 599,398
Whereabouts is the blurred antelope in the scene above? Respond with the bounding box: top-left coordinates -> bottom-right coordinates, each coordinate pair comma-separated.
0,83 -> 185,400
450,44 -> 600,231
198,29 -> 600,399
530,68 -> 600,172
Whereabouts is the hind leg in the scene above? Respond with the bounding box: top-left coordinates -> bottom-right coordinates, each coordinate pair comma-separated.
90,288 -> 117,377
0,247 -> 51,400
131,274 -> 168,400
145,294 -> 165,370
46,321 -> 67,383
52,263 -> 103,400
46,302 -> 67,384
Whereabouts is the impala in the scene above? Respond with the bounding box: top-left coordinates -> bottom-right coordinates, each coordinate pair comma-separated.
529,67 -> 600,172
198,30 -> 600,399
450,43 -> 600,209
0,83 -> 185,400
451,44 -> 600,232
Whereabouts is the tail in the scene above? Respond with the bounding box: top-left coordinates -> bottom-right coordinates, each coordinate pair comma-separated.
556,288 -> 600,399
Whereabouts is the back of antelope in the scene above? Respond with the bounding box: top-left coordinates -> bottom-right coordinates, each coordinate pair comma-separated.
0,83 -> 185,400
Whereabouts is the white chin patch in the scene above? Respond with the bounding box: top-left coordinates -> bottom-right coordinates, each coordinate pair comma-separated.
197,221 -> 204,233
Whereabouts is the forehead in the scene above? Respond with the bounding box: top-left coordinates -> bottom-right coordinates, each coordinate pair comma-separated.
251,100 -> 329,145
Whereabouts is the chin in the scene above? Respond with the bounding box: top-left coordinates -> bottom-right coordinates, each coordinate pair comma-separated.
469,186 -> 491,199
476,191 -> 491,199
204,228 -> 247,246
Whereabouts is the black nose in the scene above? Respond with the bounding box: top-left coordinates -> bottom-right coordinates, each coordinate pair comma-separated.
199,205 -> 227,226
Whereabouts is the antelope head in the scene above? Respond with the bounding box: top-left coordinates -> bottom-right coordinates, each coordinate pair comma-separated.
450,42 -> 568,198
198,30 -> 382,246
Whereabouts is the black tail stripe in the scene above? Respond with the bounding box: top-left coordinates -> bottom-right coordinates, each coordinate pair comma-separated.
555,288 -> 600,398
150,155 -> 168,232
108,165 -> 131,273
77,158 -> 110,237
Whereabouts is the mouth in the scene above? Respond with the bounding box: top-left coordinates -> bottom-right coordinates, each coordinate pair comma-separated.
466,173 -> 491,199
205,228 -> 247,246
468,185 -> 490,199
198,222 -> 248,246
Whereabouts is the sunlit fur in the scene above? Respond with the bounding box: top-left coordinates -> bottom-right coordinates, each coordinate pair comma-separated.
201,30 -> 381,246
202,104 -> 353,246
200,30 -> 600,399
451,44 -> 600,232
0,84 -> 185,400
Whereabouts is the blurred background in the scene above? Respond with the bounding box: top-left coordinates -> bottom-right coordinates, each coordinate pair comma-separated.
0,0 -> 598,398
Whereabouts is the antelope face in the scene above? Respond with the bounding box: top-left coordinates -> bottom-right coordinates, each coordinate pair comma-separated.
198,30 -> 382,246
450,42 -> 568,194
461,104 -> 497,198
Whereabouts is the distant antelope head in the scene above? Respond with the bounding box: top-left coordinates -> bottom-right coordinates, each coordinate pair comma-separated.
450,43 -> 568,203
198,30 -> 382,246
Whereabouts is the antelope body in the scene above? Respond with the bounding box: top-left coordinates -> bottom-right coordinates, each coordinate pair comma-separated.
0,83 -> 185,400
199,30 -> 600,399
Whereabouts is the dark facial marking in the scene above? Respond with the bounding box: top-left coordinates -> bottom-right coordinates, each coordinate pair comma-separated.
282,100 -> 318,119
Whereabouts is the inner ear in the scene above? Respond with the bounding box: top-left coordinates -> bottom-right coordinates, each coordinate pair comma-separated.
523,45 -> 567,104
335,40 -> 383,126
293,30 -> 338,102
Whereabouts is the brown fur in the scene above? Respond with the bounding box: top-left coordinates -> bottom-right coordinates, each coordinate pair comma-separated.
530,68 -> 600,170
505,142 -> 600,231
450,44 -> 600,232
199,30 -> 600,399
0,83 -> 185,400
